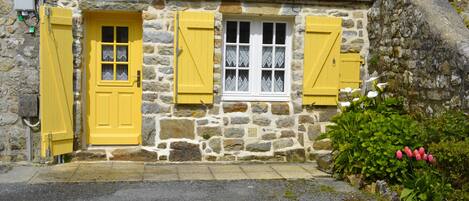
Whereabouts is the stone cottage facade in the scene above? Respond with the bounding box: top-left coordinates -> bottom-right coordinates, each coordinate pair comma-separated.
1,0 -> 467,164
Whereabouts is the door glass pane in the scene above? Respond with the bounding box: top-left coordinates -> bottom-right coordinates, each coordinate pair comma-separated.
238,70 -> 249,92
263,23 -> 273,44
262,47 -> 272,68
102,64 -> 114,80
116,46 -> 128,62
225,69 -> 236,91
102,45 -> 114,61
102,26 -> 114,42
116,64 -> 128,80
116,27 -> 128,43
238,46 -> 249,67
274,71 -> 285,92
226,21 -> 237,43
261,71 -> 272,92
275,23 -> 286,44
239,22 -> 250,43
275,47 -> 285,68
225,45 -> 236,67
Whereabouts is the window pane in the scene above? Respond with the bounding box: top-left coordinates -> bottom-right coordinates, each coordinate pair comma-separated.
275,47 -> 285,68
225,69 -> 236,91
226,21 -> 237,43
262,47 -> 272,68
116,64 -> 128,80
275,23 -> 286,44
116,46 -> 128,62
102,45 -> 114,62
238,46 -> 249,67
116,27 -> 128,43
261,71 -> 272,92
239,22 -> 250,43
102,64 -> 113,80
102,26 -> 114,42
274,71 -> 285,92
238,70 -> 249,92
263,23 -> 273,44
225,45 -> 236,67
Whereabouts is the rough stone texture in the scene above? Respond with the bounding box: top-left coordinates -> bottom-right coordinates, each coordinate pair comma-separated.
368,0 -> 469,113
169,142 -> 201,161
313,151 -> 333,173
251,102 -> 268,113
223,103 -> 248,113
223,139 -> 244,151
230,116 -> 250,124
208,137 -> 222,154
224,128 -> 245,138
111,148 -> 158,161
307,124 -> 322,141
142,117 -> 156,146
275,117 -> 295,128
246,142 -> 271,152
71,149 -> 107,161
252,115 -> 271,126
271,103 -> 290,115
197,126 -> 222,139
286,149 -> 306,162
313,138 -> 333,150
280,130 -> 296,138
273,138 -> 294,150
160,119 -> 195,139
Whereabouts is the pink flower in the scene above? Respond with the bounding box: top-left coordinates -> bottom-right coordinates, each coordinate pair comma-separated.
413,150 -> 420,158
419,147 -> 425,156
423,154 -> 428,161
404,146 -> 412,158
396,150 -> 403,160
415,154 -> 422,160
428,154 -> 435,163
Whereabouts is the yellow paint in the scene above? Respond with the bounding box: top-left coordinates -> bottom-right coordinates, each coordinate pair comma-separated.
40,6 -> 74,157
303,16 -> 342,106
85,12 -> 142,145
174,11 -> 214,104
339,53 -> 363,89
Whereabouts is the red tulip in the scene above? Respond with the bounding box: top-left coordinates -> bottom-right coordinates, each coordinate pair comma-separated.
413,150 -> 420,158
404,147 -> 413,157
419,147 -> 425,156
396,150 -> 403,160
428,154 -> 435,163
423,154 -> 428,161
415,153 -> 422,160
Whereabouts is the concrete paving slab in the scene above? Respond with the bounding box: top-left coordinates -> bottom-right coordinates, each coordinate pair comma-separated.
69,163 -> 112,182
177,165 -> 210,174
112,162 -> 144,173
240,164 -> 276,172
212,172 -> 249,180
244,171 -> 283,180
178,172 -> 214,180
0,166 -> 38,183
271,165 -> 312,179
143,165 -> 179,181
209,165 -> 243,173
300,164 -> 330,177
30,165 -> 78,184
144,173 -> 179,181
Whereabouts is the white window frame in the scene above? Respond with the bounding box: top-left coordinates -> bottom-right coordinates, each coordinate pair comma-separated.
221,18 -> 292,102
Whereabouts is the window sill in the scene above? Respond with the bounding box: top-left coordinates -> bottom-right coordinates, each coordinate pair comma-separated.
221,95 -> 290,102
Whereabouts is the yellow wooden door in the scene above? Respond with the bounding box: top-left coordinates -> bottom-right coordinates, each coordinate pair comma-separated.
85,12 -> 142,145
40,6 -> 74,157
303,16 -> 342,105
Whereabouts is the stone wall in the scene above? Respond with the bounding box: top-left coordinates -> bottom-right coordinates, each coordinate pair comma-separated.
368,0 -> 469,114
0,0 -> 372,162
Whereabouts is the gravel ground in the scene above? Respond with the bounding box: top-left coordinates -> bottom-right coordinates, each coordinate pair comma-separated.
0,179 -> 376,201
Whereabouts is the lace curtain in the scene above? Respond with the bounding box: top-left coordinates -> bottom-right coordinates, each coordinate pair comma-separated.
262,47 -> 272,68
261,71 -> 271,92
225,46 -> 236,67
238,46 -> 249,67
274,71 -> 284,92
116,46 -> 128,62
102,46 -> 113,61
102,65 -> 113,80
238,71 -> 249,91
225,70 -> 236,91
275,47 -> 285,68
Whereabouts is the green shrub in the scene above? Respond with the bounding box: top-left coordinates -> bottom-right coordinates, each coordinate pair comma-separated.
422,110 -> 469,144
429,139 -> 469,189
401,168 -> 453,201
327,89 -> 424,183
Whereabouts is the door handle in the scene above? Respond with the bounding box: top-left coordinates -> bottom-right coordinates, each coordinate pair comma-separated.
136,70 -> 141,88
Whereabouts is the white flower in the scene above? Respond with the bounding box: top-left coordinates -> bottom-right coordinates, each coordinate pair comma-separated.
340,87 -> 353,93
377,83 -> 388,90
339,101 -> 351,107
352,98 -> 360,102
367,91 -> 379,98
365,77 -> 379,83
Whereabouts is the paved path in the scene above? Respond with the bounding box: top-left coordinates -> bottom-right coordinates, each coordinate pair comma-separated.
0,162 -> 330,184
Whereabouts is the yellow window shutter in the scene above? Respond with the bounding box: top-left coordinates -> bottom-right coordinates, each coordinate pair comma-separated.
303,16 -> 342,106
39,6 -> 74,157
339,53 -> 363,89
174,11 -> 214,104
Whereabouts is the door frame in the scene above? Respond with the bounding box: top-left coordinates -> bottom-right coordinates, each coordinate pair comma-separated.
83,11 -> 143,146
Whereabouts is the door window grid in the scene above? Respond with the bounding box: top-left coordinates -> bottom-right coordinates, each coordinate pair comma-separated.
222,20 -> 291,100
224,21 -> 251,92
100,26 -> 129,81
